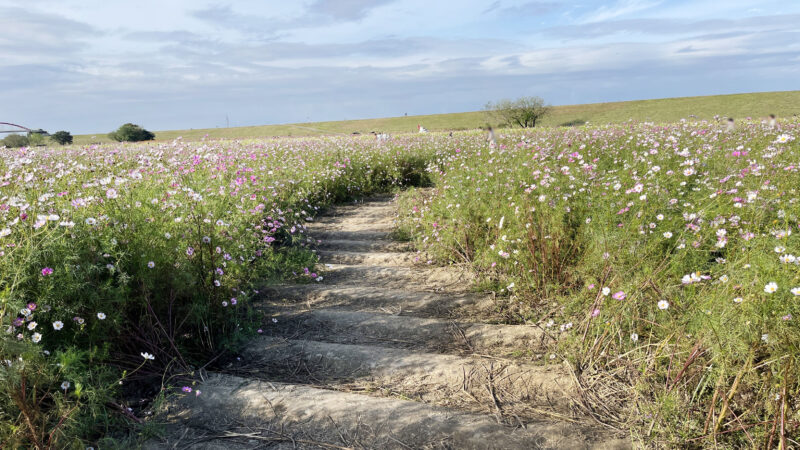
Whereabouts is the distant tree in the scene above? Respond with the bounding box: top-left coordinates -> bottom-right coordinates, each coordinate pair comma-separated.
51,131 -> 73,145
27,132 -> 48,146
108,123 -> 155,142
1,134 -> 29,148
485,96 -> 551,128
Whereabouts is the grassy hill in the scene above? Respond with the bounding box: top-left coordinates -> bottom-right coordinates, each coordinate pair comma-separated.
73,90 -> 799,145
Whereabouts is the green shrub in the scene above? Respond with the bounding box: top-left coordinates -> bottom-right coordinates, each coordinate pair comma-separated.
2,134 -> 29,148
559,119 -> 586,127
27,132 -> 47,147
108,123 -> 155,142
51,131 -> 73,145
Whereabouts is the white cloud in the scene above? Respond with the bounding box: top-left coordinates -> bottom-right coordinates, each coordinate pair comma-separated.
580,0 -> 663,23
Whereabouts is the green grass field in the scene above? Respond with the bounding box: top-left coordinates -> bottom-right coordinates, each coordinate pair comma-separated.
73,90 -> 799,145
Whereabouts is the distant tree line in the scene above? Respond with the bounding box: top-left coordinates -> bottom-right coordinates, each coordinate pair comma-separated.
1,122 -> 157,148
0,129 -> 72,148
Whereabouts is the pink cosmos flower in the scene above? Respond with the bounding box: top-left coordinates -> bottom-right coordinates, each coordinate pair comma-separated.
612,291 -> 626,301
41,267 -> 53,276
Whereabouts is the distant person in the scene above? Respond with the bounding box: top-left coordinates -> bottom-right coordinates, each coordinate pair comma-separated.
418,124 -> 428,133
768,114 -> 777,130
725,118 -> 735,132
486,126 -> 497,148
370,131 -> 389,142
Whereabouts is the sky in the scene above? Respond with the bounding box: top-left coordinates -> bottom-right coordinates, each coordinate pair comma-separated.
1,0 -> 798,134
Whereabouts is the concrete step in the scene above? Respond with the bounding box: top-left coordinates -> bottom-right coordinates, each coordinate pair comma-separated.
315,238 -> 412,252
147,374 -> 628,450
316,249 -> 424,266
260,284 -> 493,317
261,309 -> 555,355
235,337 -> 576,416
320,263 -> 471,290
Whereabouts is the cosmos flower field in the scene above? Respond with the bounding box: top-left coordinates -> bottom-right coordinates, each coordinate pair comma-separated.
397,120 -> 800,444
0,136 -> 433,446
1,118 -> 798,445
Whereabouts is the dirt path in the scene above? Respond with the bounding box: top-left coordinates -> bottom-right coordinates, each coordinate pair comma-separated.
146,196 -> 629,449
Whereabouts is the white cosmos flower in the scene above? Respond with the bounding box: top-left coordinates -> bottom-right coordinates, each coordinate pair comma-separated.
141,352 -> 155,360
630,333 -> 639,342
97,312 -> 106,320
764,282 -> 778,294
601,287 -> 611,296
52,321 -> 64,330
31,333 -> 42,343
663,231 -> 673,238
791,287 -> 800,296
657,300 -> 670,310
